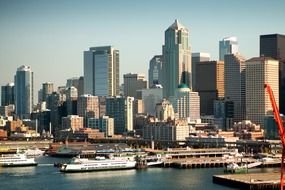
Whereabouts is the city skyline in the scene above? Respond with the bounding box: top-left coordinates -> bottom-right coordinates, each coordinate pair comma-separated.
1,0 -> 285,101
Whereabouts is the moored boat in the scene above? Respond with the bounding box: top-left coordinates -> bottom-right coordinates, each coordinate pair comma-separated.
224,163 -> 247,174
25,148 -> 45,158
0,152 -> 38,167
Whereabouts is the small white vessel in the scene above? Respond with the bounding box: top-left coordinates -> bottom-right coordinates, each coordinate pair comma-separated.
146,155 -> 164,167
225,163 -> 247,174
147,160 -> 164,167
0,152 -> 38,167
60,156 -> 136,173
25,148 -> 45,157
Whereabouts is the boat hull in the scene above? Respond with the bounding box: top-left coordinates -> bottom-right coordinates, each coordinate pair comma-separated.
60,158 -> 137,173
1,163 -> 38,167
60,165 -> 135,173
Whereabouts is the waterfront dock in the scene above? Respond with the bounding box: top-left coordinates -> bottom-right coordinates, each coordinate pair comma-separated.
0,140 -> 52,153
163,157 -> 280,168
213,172 -> 280,190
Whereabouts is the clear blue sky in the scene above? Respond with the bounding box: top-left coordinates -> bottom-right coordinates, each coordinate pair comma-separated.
1,0 -> 285,101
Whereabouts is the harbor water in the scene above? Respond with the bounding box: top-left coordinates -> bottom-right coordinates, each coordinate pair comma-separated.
0,156 -> 277,190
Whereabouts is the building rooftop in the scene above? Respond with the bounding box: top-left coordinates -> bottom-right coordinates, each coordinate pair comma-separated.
192,52 -> 211,58
168,19 -> 187,30
222,36 -> 237,42
17,65 -> 31,72
246,56 -> 278,62
260,33 -> 285,38
6,82 -> 14,86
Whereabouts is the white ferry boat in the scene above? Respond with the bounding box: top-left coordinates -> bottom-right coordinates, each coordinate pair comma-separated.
60,156 -> 136,173
0,152 -> 38,167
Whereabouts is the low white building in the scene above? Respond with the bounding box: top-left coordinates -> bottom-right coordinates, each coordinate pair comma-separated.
143,119 -> 189,141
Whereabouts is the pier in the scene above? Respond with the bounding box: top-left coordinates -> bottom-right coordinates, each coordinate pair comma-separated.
163,157 -> 280,169
0,140 -> 52,153
163,157 -> 254,168
213,172 -> 280,190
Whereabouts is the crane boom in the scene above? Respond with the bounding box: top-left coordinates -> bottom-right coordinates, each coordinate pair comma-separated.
264,84 -> 285,190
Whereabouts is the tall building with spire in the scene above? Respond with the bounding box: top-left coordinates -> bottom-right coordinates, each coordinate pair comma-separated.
14,65 -> 34,118
162,19 -> 191,98
84,46 -> 119,96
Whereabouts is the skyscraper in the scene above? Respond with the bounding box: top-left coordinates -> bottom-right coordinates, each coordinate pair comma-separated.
1,83 -> 15,106
219,37 -> 239,61
260,34 -> 285,60
162,19 -> 191,98
148,55 -> 163,88
42,82 -> 54,102
191,52 -> 211,91
224,53 -> 246,122
84,46 -> 119,96
88,116 -> 114,137
66,86 -> 78,115
106,96 -> 133,134
66,77 -> 79,88
196,61 -> 224,115
155,99 -> 175,121
245,57 -> 279,127
14,65 -> 34,118
46,92 -> 60,131
170,84 -> 200,122
140,84 -> 163,116
260,34 -> 285,114
78,76 -> 84,97
62,115 -> 83,131
77,94 -> 100,119
123,73 -> 147,99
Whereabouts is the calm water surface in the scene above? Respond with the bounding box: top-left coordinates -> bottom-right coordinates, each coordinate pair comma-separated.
0,156 -> 276,190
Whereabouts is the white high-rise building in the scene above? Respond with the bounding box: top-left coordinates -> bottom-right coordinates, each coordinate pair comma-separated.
224,53 -> 246,122
162,19 -> 191,98
84,46 -> 119,96
245,57 -> 279,127
14,65 -> 33,118
219,37 -> 239,61
170,84 -> 200,122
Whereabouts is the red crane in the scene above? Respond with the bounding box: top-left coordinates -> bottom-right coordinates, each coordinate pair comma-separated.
264,84 -> 285,190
